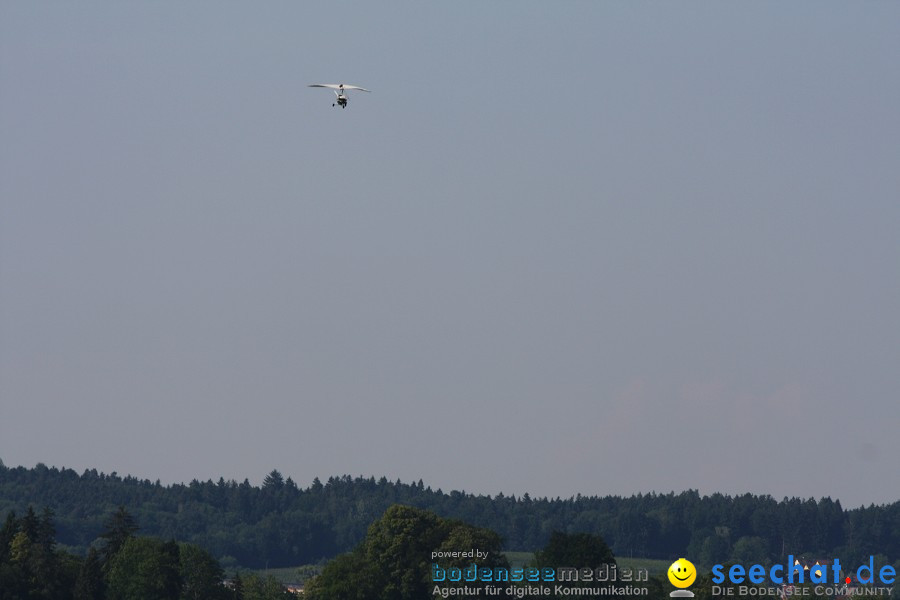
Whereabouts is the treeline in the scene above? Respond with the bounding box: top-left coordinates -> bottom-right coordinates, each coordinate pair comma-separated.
0,505 -> 294,600
1,460 -> 898,569
305,504 -> 511,599
303,506 -> 619,600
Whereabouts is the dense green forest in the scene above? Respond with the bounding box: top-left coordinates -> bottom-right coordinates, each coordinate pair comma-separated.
1,460 -> 898,570
0,505 -> 294,600
0,503 -> 620,600
304,504 -> 510,599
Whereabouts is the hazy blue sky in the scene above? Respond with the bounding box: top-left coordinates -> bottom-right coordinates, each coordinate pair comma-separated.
2,2 -> 898,508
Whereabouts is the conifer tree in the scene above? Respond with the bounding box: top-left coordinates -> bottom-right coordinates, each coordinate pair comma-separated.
99,506 -> 139,568
73,547 -> 105,600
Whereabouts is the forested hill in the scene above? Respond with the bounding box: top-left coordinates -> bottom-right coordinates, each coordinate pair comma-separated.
1,461 -> 897,570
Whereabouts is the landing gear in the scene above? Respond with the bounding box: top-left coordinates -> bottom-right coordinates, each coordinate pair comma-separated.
309,84 -> 370,109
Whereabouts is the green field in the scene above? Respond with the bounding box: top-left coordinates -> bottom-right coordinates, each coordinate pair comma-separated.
615,557 -> 671,576
503,551 -> 534,567
238,564 -> 321,585
250,555 -> 673,585
501,552 -> 670,576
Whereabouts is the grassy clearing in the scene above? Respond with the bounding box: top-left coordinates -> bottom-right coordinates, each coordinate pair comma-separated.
236,564 -> 322,585
249,555 -> 672,584
500,552 -> 670,575
502,551 -> 534,567
616,556 -> 671,576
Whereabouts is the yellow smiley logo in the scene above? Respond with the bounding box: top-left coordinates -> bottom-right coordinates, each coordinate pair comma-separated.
668,558 -> 697,588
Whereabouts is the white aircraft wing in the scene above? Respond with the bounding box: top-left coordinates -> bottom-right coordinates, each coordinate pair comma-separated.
308,84 -> 371,92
